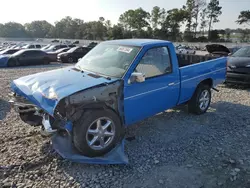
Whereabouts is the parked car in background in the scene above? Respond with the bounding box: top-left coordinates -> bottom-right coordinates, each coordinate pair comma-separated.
57,46 -> 92,63
9,39 -> 226,157
72,40 -> 80,44
47,47 -> 70,62
87,42 -> 98,48
0,49 -> 20,55
41,44 -> 52,51
44,44 -> 68,52
205,44 -> 231,57
226,46 -> 250,85
176,46 -> 196,54
44,44 -> 75,52
22,44 -> 42,49
0,49 -> 52,67
51,39 -> 60,43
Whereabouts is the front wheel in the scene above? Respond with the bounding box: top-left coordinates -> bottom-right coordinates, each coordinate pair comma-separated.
43,58 -> 50,65
8,59 -> 19,67
188,84 -> 211,115
73,109 -> 122,157
68,57 -> 74,63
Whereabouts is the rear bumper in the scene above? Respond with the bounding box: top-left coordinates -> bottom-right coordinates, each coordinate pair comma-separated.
226,72 -> 250,84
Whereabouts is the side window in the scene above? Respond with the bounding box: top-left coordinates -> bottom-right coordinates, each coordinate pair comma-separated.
29,45 -> 35,49
61,45 -> 67,48
135,46 -> 172,78
35,45 -> 41,48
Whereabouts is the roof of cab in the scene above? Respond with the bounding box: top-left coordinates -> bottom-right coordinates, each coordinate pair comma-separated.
102,39 -> 171,47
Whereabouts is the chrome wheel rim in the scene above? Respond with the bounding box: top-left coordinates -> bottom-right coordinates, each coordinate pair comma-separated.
86,117 -> 115,150
199,90 -> 210,111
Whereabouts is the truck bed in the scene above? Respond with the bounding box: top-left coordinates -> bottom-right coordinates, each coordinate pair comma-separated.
177,53 -> 219,67
177,55 -> 227,104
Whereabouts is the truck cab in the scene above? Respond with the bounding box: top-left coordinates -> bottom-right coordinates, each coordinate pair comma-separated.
9,39 -> 227,158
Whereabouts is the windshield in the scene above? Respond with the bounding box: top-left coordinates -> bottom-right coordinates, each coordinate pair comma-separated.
12,50 -> 26,56
56,48 -> 69,53
46,45 -> 56,50
232,46 -> 250,57
22,44 -> 30,48
41,44 -> 51,50
67,47 -> 78,53
76,44 -> 141,78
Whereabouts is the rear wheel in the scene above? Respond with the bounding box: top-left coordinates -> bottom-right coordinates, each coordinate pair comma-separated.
73,109 -> 122,157
188,84 -> 211,115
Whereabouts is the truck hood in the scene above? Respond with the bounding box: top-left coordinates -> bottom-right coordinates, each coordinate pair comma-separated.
206,44 -> 230,54
11,66 -> 118,116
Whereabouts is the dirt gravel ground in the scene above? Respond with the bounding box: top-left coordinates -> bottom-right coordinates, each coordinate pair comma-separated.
1,65 -> 250,188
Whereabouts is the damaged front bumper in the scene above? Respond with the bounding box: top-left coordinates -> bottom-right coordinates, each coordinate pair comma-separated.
8,92 -> 128,165
8,92 -> 70,135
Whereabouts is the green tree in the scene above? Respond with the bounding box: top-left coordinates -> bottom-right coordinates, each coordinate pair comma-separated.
0,23 -> 3,37
110,24 -> 124,39
236,10 -> 250,25
25,20 -> 54,38
184,0 -> 195,33
53,17 -> 84,39
99,17 -> 105,22
193,0 -> 206,36
0,22 -> 28,38
239,29 -> 250,42
82,21 -> 107,40
151,6 -> 166,30
162,8 -> 187,41
206,0 -> 222,40
225,28 -> 231,42
200,8 -> 207,36
119,8 -> 150,30
210,30 -> 220,41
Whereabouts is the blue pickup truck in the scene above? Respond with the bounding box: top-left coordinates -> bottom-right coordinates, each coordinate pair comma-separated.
9,39 -> 227,157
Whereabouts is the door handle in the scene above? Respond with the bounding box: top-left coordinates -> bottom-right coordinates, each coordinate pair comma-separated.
168,82 -> 175,86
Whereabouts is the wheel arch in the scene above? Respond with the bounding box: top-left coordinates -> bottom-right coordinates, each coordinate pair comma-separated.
199,78 -> 213,88
188,78 -> 213,102
54,80 -> 125,126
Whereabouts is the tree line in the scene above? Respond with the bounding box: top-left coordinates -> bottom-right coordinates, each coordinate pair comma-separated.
0,0 -> 249,42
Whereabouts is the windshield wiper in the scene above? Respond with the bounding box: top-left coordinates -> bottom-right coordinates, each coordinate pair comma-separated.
75,65 -> 111,80
75,65 -> 84,73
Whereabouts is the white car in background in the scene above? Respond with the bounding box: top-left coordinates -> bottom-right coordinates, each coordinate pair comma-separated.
176,46 -> 196,54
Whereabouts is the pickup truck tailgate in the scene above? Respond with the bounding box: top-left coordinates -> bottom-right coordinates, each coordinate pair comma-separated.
178,57 -> 227,104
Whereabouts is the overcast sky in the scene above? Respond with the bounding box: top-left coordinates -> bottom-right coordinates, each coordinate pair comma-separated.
0,0 -> 249,29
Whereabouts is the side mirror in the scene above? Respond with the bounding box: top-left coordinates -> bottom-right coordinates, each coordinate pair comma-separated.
129,72 -> 145,84
228,53 -> 232,56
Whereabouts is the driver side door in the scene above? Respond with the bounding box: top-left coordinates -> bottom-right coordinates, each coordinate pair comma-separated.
123,46 -> 180,126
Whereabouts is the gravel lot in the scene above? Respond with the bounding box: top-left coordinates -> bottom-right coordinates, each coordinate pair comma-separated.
1,64 -> 250,188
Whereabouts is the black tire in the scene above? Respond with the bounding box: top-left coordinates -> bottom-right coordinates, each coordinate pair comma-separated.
188,84 -> 211,115
73,109 -> 122,157
43,58 -> 50,65
68,57 -> 74,63
8,59 -> 19,67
